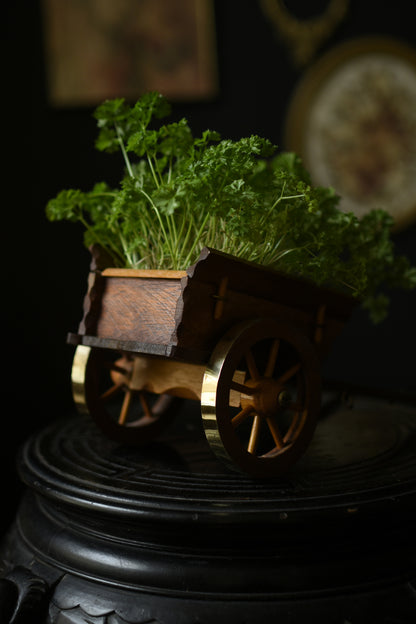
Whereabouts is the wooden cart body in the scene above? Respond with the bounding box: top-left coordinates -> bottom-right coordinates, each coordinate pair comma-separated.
68,246 -> 356,477
69,246 -> 354,364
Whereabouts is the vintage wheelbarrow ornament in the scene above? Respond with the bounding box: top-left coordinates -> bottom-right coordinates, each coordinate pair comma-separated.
69,246 -> 355,478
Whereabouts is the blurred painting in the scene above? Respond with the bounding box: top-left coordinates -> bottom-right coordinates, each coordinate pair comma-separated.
42,0 -> 218,105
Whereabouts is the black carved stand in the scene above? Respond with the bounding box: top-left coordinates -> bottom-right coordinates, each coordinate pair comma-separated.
1,393 -> 416,623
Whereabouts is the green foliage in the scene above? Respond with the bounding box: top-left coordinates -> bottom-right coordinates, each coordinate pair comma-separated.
46,92 -> 416,322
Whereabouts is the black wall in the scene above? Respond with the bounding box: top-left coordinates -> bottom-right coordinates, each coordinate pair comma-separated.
3,1 -> 416,534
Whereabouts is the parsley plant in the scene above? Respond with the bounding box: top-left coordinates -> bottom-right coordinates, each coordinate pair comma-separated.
46,93 -> 416,322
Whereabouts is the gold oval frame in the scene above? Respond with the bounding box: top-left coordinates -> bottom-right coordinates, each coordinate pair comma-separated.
285,36 -> 416,230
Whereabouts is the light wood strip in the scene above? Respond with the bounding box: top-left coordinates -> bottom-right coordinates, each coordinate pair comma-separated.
102,268 -> 187,279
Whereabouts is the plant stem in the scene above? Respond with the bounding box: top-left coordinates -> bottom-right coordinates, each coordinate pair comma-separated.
136,187 -> 176,265
146,154 -> 160,188
115,124 -> 134,178
182,211 -> 211,267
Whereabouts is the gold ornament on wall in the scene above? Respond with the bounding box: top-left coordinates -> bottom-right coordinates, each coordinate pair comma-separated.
260,0 -> 349,67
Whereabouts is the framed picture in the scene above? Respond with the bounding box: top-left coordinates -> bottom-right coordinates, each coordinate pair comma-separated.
285,37 -> 416,229
42,0 -> 217,106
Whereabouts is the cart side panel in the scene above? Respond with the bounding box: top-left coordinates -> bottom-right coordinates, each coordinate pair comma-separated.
186,248 -> 356,319
171,247 -> 356,361
80,274 -> 183,346
173,279 -> 313,355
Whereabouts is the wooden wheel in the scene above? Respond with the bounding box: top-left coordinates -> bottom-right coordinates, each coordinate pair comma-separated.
71,345 -> 176,445
201,319 -> 321,478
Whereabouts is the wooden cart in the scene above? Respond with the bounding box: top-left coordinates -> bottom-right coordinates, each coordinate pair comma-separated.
68,246 -> 356,478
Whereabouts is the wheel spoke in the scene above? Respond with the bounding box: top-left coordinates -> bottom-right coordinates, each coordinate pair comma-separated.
232,404 -> 254,428
247,414 -> 261,454
110,363 -> 129,375
100,383 -> 123,402
101,360 -> 128,374
264,339 -> 280,378
118,389 -> 133,425
139,392 -> 154,419
266,416 -> 285,449
230,380 -> 257,396
245,349 -> 260,381
278,362 -> 301,385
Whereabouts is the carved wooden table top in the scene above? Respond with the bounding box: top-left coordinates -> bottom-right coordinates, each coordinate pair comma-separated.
1,392 -> 416,623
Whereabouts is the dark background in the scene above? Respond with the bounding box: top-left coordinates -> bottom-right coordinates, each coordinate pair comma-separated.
3,1 -> 416,534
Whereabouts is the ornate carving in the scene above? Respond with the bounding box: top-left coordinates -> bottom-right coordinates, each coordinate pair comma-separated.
2,566 -> 48,623
49,603 -> 152,623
